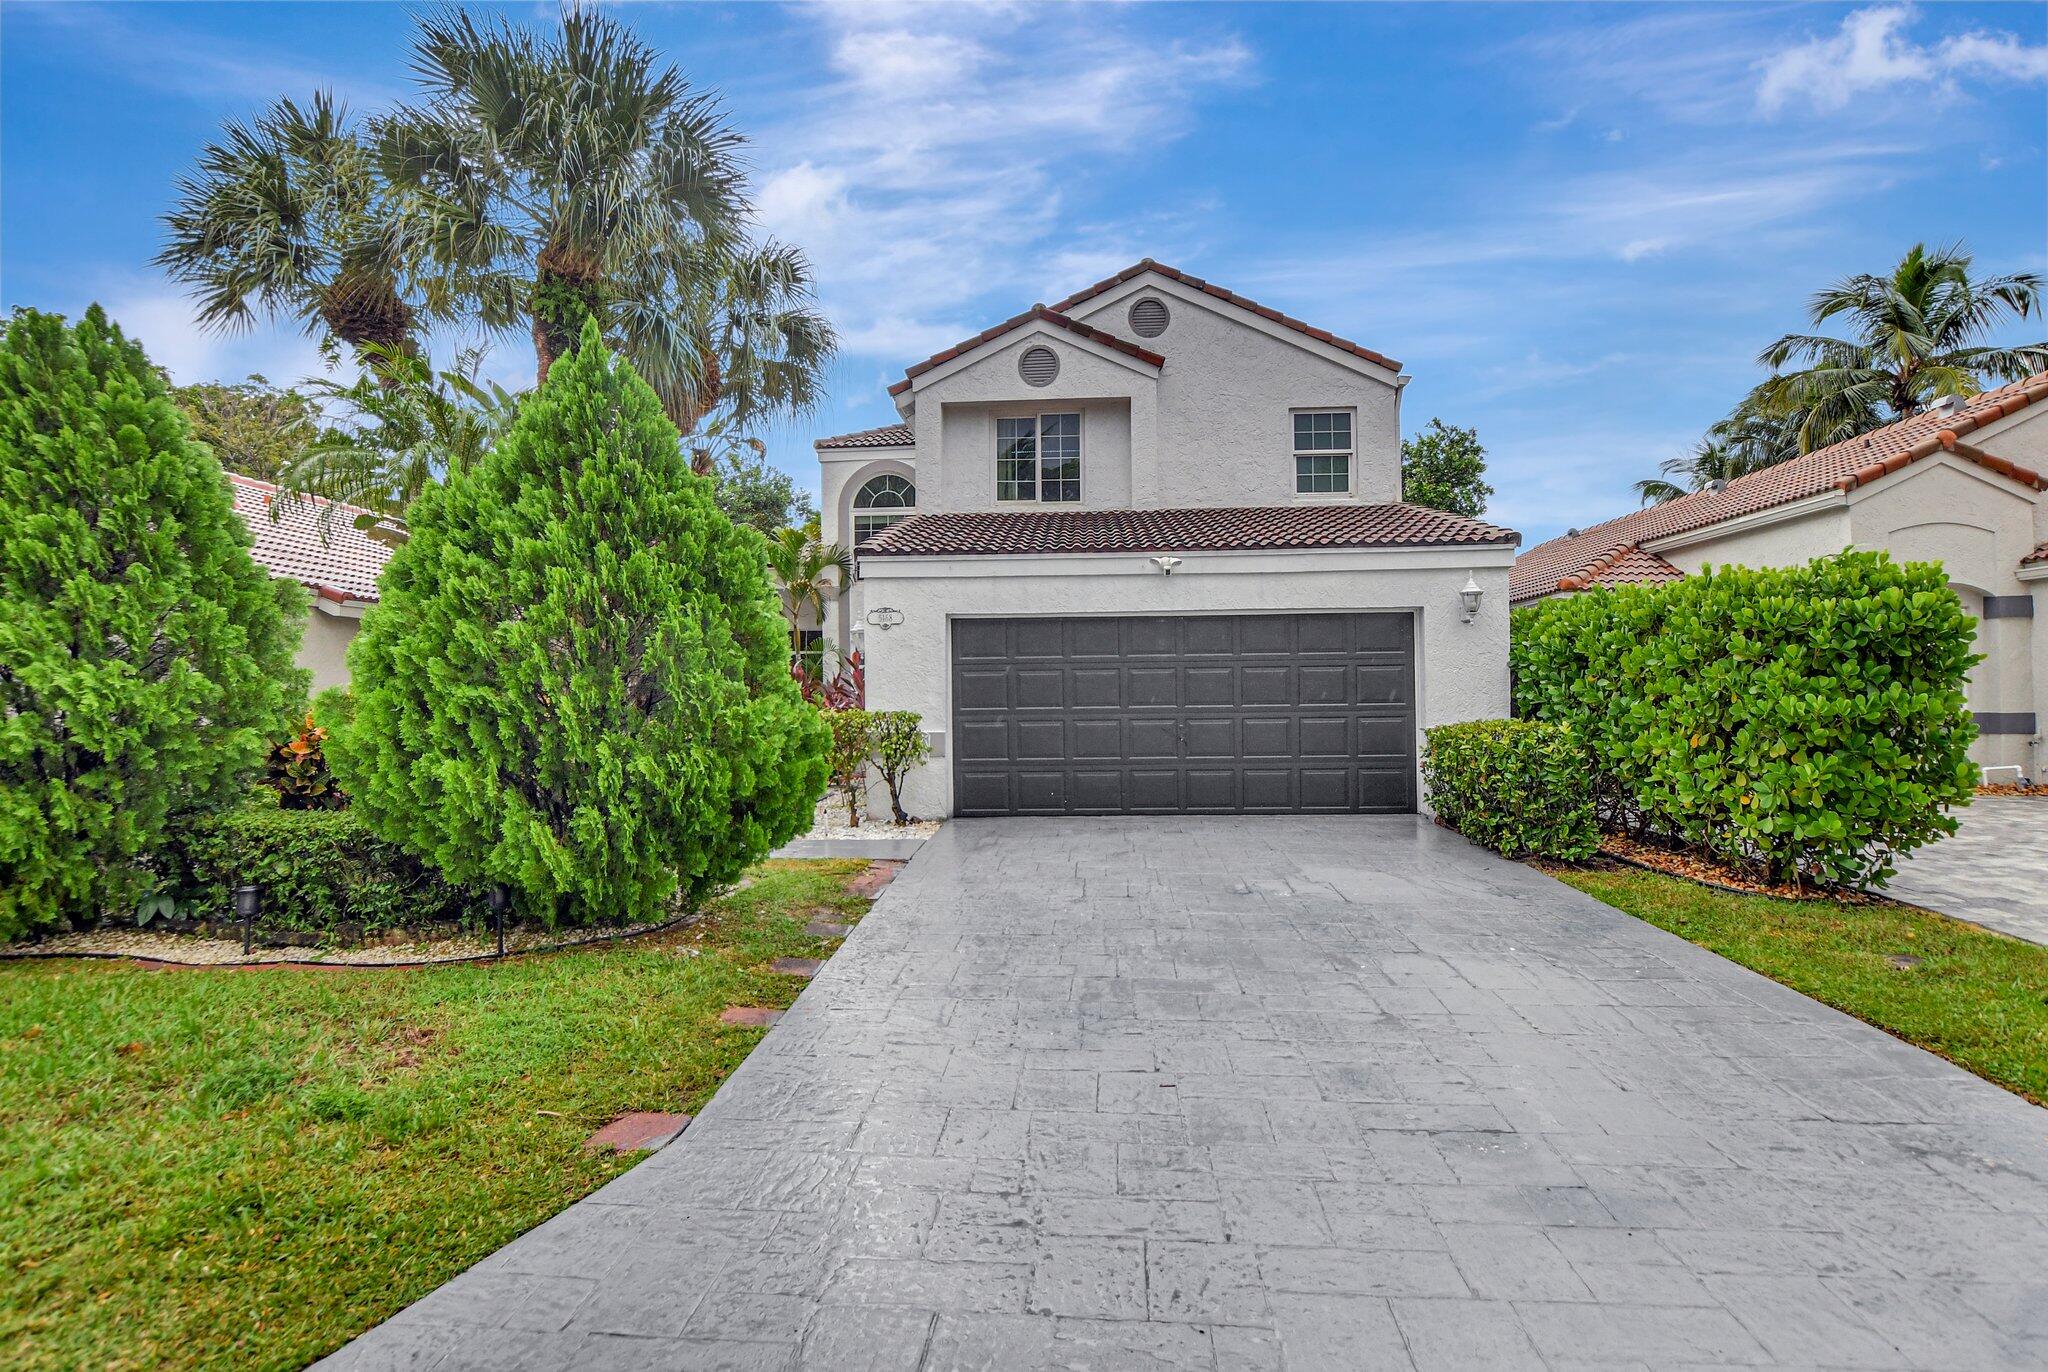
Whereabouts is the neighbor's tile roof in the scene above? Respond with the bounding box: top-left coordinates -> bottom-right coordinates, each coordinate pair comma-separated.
887,305 -> 1165,397
815,422 -> 913,449
858,503 -> 1517,557
1051,259 -> 1403,373
1512,373 -> 2048,602
228,473 -> 391,603
1568,543 -> 1685,592
2026,539 -> 2048,567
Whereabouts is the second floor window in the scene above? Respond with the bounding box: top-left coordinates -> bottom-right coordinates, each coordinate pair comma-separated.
997,413 -> 1082,503
853,473 -> 916,542
1294,411 -> 1352,494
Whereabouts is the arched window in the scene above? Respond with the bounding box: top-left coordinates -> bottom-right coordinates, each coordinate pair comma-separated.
853,474 -> 916,542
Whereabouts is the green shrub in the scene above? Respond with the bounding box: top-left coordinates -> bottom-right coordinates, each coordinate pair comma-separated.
169,795 -> 479,939
328,321 -> 828,926
824,708 -> 875,824
265,712 -> 345,809
0,307 -> 307,938
868,711 -> 930,825
1511,551 -> 1978,887
1423,719 -> 1599,860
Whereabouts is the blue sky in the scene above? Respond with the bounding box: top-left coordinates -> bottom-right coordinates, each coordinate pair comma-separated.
4,2 -> 2044,544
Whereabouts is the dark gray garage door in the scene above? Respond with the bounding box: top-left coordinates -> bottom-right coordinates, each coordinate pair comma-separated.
951,613 -> 1415,816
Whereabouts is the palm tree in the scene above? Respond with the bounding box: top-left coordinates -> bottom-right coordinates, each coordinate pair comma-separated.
384,8 -> 834,434
156,92 -> 462,367
279,345 -> 517,541
763,526 -> 852,661
1751,242 -> 2048,453
1633,411 -> 1796,505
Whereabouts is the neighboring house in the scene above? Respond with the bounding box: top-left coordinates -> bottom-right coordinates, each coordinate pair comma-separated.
227,473 -> 391,693
815,259 -> 1519,818
1513,373 -> 2048,779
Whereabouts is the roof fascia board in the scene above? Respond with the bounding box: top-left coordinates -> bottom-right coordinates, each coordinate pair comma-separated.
1640,489 -> 1846,555
859,543 -> 1516,579
905,317 -> 1161,396
1067,272 -> 1403,387
2018,564 -> 2048,582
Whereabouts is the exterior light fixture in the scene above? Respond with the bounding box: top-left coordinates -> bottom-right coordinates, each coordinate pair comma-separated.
1151,555 -> 1183,575
234,883 -> 263,955
487,884 -> 511,959
1459,575 -> 1484,624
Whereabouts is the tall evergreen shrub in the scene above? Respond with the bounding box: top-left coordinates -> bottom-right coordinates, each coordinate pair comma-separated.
328,320 -> 828,924
1510,551 -> 1978,887
0,307 -> 307,935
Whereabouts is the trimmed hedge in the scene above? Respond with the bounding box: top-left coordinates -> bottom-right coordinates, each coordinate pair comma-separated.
1422,719 -> 1600,860
1511,551 -> 1978,887
170,795 -> 480,939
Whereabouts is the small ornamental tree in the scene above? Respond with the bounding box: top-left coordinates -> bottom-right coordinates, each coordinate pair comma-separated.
327,320 -> 829,924
0,307 -> 308,937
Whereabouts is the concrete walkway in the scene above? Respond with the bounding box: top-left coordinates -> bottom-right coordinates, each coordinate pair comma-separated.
324,818 -> 2048,1370
1886,797 -> 2048,946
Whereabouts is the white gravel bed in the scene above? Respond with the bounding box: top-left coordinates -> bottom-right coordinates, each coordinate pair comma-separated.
804,795 -> 941,842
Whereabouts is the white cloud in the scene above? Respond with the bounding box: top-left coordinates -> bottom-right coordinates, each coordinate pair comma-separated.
749,4 -> 1254,360
1757,5 -> 2048,115
91,285 -> 333,388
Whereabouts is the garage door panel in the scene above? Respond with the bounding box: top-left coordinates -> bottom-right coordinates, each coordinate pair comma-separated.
1185,667 -> 1236,707
1126,667 -> 1178,707
1241,666 -> 1294,706
952,613 -> 1415,816
1183,717 -> 1238,759
1128,718 -> 1180,759
1071,719 -> 1123,760
1071,667 -> 1122,708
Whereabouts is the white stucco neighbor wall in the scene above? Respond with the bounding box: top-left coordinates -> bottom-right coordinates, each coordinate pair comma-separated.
1066,279 -> 1404,507
1653,502 -> 1853,578
856,547 -> 1514,818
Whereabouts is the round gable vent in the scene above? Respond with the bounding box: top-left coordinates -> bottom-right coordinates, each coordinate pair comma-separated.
1019,345 -> 1059,387
1128,296 -> 1170,338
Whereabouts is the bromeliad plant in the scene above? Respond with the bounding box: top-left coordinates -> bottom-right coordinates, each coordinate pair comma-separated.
1511,551 -> 1979,889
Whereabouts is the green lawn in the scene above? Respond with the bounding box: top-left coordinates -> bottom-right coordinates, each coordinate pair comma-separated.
1552,862 -> 2048,1106
0,859 -> 872,1372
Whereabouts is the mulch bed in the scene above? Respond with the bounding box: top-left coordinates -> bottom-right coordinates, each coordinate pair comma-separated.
1976,784 -> 2043,798
1574,833 -> 1879,904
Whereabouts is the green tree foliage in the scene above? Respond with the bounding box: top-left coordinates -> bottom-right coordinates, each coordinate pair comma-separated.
1748,241 -> 2048,454
327,321 -> 828,923
385,8 -> 835,434
0,307 -> 307,936
1421,720 -> 1598,861
1401,419 -> 1493,516
1631,412 -> 1793,505
1510,552 -> 1978,888
169,375 -> 322,481
700,433 -> 817,534
764,525 -> 852,659
824,709 -> 875,825
867,712 -> 931,826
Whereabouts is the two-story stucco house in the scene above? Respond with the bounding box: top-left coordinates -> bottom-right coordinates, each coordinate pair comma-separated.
1512,373 -> 2048,781
814,260 -> 1520,819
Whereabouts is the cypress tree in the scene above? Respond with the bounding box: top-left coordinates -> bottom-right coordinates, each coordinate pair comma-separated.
0,307 -> 308,936
329,320 -> 828,923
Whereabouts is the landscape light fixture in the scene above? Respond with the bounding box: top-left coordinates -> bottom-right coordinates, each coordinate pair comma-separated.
487,885 -> 511,959
234,884 -> 263,956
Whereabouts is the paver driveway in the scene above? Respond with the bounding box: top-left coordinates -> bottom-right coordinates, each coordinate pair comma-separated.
326,818 -> 2048,1371
1886,797 -> 2048,946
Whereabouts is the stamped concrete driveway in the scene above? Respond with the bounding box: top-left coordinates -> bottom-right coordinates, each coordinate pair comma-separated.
326,818 -> 2048,1371
1885,797 -> 2048,947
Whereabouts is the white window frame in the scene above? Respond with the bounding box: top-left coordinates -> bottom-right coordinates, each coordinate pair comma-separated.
1292,408 -> 1354,497
852,472 -> 916,543
995,410 -> 1084,504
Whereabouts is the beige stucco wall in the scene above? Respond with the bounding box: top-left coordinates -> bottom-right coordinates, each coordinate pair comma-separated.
299,605 -> 359,695
858,548 -> 1513,817
1066,281 -> 1403,506
1654,504 -> 1853,577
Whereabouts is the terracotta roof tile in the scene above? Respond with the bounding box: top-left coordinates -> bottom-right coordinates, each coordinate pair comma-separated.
1050,259 -> 1403,373
1512,373 -> 2048,602
227,473 -> 391,603
1559,543 -> 1684,592
858,503 -> 1517,557
2025,539 -> 2048,567
887,305 -> 1165,397
815,422 -> 913,449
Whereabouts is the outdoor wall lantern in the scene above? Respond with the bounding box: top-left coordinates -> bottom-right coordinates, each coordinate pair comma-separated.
487,884 -> 512,959
866,607 -> 904,632
234,883 -> 263,956
1459,575 -> 1484,624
